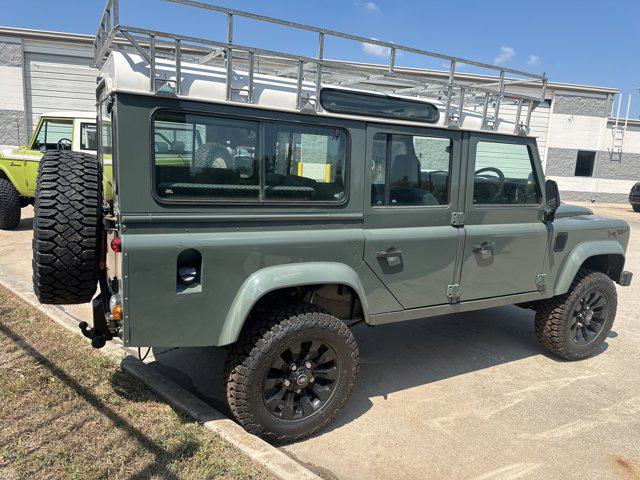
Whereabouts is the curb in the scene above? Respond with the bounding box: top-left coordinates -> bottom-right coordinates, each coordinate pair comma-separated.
0,273 -> 321,480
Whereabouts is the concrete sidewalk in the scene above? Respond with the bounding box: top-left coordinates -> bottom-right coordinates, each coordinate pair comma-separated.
2,205 -> 640,479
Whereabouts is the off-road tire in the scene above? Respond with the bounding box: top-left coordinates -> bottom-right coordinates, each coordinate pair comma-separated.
193,142 -> 233,169
225,303 -> 359,443
32,150 -> 104,305
534,269 -> 617,360
0,178 -> 21,230
633,204 -> 640,213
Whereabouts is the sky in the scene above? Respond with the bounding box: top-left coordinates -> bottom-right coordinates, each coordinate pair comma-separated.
2,0 -> 639,117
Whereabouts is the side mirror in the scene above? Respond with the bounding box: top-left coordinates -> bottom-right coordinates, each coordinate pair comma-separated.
544,179 -> 560,222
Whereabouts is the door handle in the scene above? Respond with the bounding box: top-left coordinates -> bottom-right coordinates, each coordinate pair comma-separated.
376,248 -> 402,259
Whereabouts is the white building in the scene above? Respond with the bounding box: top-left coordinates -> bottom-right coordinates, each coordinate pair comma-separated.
0,26 -> 637,203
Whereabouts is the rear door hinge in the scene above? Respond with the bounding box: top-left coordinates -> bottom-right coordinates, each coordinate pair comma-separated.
451,212 -> 464,227
536,274 -> 548,292
446,284 -> 461,303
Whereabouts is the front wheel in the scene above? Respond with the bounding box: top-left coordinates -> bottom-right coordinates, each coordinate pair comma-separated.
633,204 -> 640,213
225,303 -> 359,443
0,178 -> 21,230
534,269 -> 617,360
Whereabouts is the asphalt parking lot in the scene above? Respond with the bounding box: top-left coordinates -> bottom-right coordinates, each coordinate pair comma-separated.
2,203 -> 639,480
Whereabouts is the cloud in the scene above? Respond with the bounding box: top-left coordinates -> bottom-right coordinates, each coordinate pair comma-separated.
355,1 -> 380,11
362,38 -> 391,57
527,54 -> 540,66
494,46 -> 516,65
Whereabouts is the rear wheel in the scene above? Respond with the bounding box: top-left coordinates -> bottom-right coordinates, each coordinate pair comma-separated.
32,151 -> 104,305
0,178 -> 21,230
534,269 -> 616,360
225,303 -> 359,443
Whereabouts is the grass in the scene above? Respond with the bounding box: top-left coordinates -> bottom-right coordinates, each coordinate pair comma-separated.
0,285 -> 273,480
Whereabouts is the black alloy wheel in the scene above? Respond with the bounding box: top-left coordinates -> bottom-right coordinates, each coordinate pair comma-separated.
225,303 -> 359,443
570,290 -> 609,345
263,340 -> 339,421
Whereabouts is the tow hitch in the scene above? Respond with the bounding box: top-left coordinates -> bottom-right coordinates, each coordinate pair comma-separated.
79,295 -> 114,349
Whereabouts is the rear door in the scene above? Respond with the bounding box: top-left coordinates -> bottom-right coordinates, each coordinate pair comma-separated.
363,124 -> 463,310
458,133 -> 548,301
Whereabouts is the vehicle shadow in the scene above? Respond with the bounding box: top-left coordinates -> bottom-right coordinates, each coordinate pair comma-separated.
0,321 -> 183,479
14,216 -> 33,231
143,304 -> 613,441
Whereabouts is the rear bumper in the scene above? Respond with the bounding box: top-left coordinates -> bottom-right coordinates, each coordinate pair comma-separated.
619,270 -> 633,287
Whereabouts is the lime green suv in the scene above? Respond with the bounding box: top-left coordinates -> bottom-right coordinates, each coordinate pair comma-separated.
0,112 -> 112,229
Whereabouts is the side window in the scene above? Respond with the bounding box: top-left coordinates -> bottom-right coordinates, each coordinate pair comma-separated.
264,124 -> 347,202
371,133 -> 451,206
98,100 -> 113,159
473,141 -> 541,205
80,123 -> 98,151
31,119 -> 73,151
154,112 -> 259,201
152,111 -> 349,204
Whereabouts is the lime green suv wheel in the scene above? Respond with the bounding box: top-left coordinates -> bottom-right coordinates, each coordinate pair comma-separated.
0,178 -> 21,230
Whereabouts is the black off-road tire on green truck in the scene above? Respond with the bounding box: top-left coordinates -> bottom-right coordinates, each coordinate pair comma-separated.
32,150 -> 104,305
534,269 -> 617,360
225,303 -> 359,443
0,178 -> 21,230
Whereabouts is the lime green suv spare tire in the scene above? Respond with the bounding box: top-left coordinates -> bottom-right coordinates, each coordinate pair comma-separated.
32,150 -> 104,305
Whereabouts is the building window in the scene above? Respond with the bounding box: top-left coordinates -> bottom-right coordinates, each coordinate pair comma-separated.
575,151 -> 596,177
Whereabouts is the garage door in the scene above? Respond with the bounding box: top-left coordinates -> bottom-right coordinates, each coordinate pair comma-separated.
24,52 -> 98,134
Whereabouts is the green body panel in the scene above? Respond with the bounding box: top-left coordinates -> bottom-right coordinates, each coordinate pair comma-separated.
219,262 -> 370,345
553,238 -> 627,295
106,93 -> 630,348
0,152 -> 29,196
121,227 -> 365,347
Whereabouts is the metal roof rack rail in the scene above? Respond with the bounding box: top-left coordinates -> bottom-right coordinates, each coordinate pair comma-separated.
94,0 -> 548,134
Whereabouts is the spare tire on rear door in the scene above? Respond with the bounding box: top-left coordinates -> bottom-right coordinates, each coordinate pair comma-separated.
193,142 -> 233,169
32,150 -> 104,305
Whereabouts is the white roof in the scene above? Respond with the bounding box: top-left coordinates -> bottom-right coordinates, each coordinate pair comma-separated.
101,51 -> 532,137
41,111 -> 96,120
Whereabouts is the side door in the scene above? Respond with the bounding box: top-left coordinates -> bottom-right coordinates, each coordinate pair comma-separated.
23,118 -> 74,194
459,133 -> 548,301
363,124 -> 463,310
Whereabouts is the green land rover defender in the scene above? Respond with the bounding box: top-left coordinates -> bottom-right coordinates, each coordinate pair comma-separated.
32,1 -> 632,443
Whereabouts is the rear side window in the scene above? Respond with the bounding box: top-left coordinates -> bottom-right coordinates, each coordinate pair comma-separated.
80,123 -> 98,151
154,112 -> 259,201
371,133 -> 451,206
264,124 -> 347,202
32,119 -> 73,151
473,141 -> 541,205
152,111 -> 348,204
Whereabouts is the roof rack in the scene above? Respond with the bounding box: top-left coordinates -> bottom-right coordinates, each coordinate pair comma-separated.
94,0 -> 548,134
